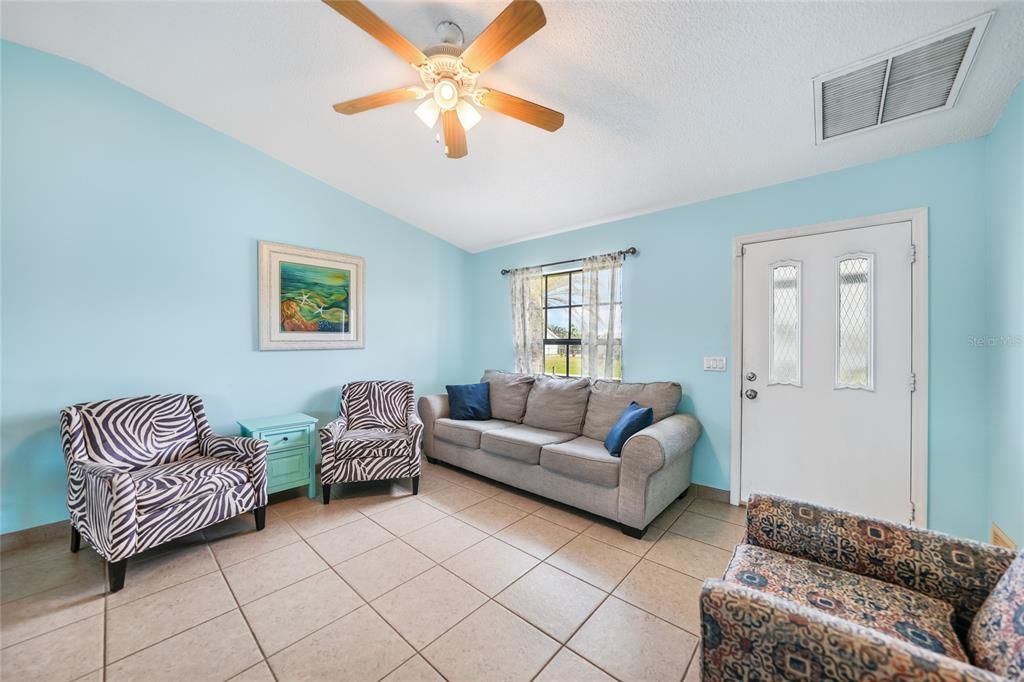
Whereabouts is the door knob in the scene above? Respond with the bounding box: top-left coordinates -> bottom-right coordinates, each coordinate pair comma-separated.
745,372 -> 757,382
744,389 -> 758,400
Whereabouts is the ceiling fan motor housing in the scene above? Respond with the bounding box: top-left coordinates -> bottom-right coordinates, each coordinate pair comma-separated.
419,53 -> 478,102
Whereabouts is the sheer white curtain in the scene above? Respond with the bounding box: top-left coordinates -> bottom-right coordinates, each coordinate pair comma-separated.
509,266 -> 545,373
580,253 -> 623,380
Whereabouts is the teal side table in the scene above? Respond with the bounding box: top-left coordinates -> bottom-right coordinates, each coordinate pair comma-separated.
238,413 -> 319,499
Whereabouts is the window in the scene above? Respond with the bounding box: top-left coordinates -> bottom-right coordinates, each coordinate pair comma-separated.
543,270 -> 583,377
541,268 -> 623,379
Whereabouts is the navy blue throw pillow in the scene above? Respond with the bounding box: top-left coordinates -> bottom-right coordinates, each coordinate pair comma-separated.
604,401 -> 654,456
446,383 -> 492,420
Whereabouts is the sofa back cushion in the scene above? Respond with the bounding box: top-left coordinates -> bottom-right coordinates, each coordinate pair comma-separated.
65,394 -> 204,471
582,380 -> 681,442
968,550 -> 1024,677
480,370 -> 534,423
522,375 -> 591,434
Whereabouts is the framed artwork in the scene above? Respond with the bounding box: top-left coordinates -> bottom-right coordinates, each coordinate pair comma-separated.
258,241 -> 365,350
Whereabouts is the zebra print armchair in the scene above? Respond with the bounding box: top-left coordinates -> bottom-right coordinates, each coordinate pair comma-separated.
59,394 -> 269,592
319,381 -> 423,504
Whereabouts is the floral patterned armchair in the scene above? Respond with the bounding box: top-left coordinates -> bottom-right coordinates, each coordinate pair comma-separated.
59,394 -> 268,592
318,380 -> 423,504
701,494 -> 1022,681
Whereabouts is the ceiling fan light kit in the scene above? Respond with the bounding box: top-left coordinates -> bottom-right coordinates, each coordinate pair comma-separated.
324,0 -> 564,159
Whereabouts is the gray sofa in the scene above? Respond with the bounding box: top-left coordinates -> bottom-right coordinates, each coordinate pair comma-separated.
418,371 -> 702,537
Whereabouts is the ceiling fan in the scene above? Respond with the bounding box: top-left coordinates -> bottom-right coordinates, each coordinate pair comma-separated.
324,0 -> 564,159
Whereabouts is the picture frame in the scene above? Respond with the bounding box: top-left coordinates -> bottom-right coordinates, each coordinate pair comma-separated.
258,241 -> 365,350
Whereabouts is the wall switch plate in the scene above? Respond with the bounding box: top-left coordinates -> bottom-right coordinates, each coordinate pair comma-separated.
703,356 -> 727,372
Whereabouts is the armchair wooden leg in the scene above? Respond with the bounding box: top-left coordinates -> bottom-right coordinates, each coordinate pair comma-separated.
70,525 -> 81,553
322,483 -> 331,505
412,476 -> 420,495
254,506 -> 266,531
107,559 -> 128,593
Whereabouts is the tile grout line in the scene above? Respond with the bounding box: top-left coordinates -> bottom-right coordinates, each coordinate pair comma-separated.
35,465 -> 729,682
206,524 -> 276,670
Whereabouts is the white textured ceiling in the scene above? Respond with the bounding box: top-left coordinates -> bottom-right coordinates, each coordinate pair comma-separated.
4,1 -> 1023,252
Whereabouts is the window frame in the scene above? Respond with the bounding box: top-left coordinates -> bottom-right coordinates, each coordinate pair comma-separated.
542,269 -> 583,378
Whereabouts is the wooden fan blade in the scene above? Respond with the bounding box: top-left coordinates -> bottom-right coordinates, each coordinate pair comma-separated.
323,1 -> 427,66
442,110 -> 468,159
333,87 -> 419,115
460,0 -> 546,73
477,89 -> 564,132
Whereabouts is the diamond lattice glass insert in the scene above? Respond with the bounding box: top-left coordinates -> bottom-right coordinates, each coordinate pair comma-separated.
837,256 -> 873,389
770,263 -> 801,385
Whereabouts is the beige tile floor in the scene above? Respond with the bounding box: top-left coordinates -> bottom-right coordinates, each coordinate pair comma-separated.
0,459 -> 747,682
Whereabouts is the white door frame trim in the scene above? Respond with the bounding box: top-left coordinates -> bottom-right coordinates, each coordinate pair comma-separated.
730,208 -> 929,526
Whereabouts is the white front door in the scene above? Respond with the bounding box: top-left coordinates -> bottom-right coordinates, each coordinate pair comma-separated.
739,220 -> 917,523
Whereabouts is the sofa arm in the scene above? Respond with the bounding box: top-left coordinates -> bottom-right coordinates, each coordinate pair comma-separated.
700,580 -> 1001,682
617,414 -> 701,530
620,414 -> 701,478
744,493 -> 1017,637
417,394 -> 450,458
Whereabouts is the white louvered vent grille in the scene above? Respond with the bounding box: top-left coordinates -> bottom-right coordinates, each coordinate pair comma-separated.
881,29 -> 974,123
814,13 -> 991,143
821,61 -> 888,138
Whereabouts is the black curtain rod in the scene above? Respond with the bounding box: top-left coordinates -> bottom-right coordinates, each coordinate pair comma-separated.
500,247 -> 637,276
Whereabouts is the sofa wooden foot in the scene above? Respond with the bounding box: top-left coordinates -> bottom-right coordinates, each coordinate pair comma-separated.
108,559 -> 127,593
619,524 -> 645,539
426,456 -> 438,465
322,483 -> 331,505
70,525 -> 81,553
412,476 -> 420,495
254,506 -> 266,531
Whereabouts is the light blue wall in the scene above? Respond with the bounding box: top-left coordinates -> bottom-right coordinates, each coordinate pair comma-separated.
0,42 -> 474,534
3,39 -> 1018,543
984,82 -> 1024,546
470,137 -> 995,541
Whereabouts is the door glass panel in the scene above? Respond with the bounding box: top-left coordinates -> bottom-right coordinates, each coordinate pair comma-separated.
836,254 -> 874,389
769,261 -> 801,386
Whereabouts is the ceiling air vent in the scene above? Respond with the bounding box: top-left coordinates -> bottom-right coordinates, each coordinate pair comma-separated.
814,13 -> 991,143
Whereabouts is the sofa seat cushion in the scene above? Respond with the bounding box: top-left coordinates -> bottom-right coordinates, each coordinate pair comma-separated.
968,550 -> 1024,677
435,418 -> 514,449
336,429 -> 409,458
582,380 -> 681,442
725,544 -> 968,662
480,424 -> 575,465
540,437 -> 621,488
130,457 -> 250,512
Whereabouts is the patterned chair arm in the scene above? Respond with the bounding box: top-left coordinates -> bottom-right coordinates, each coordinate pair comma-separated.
71,460 -> 140,562
407,409 -> 424,458
318,417 -> 347,472
201,435 -> 269,507
744,493 -> 1017,637
700,580 -> 1002,682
